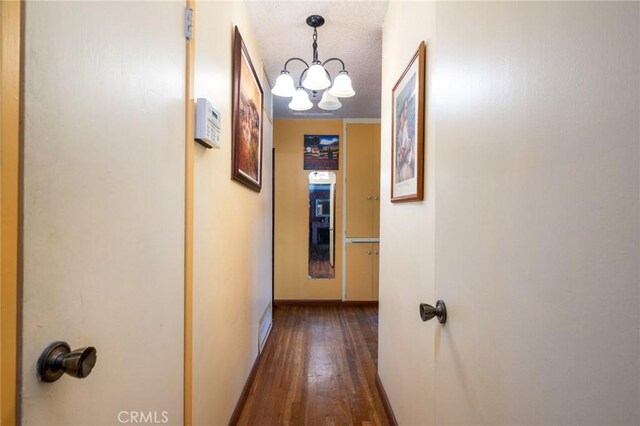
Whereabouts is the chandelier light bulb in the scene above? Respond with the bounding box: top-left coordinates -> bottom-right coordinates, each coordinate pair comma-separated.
271,71 -> 296,97
302,63 -> 331,91
289,88 -> 313,111
318,91 -> 342,111
329,71 -> 355,98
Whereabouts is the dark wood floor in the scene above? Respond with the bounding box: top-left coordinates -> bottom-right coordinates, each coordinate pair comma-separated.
237,304 -> 389,426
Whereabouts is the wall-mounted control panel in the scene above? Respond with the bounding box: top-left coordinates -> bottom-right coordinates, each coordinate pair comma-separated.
195,98 -> 221,149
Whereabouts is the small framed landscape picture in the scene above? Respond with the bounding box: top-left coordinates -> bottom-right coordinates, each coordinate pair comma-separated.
391,41 -> 425,202
232,26 -> 264,192
303,135 -> 340,170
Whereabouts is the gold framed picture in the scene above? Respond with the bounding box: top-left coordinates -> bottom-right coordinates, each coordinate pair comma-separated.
232,26 -> 264,192
391,41 -> 425,202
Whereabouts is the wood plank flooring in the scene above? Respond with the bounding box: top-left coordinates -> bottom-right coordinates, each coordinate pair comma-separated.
237,304 -> 389,426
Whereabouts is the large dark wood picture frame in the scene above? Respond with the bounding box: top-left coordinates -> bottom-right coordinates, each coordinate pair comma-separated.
232,26 -> 264,192
391,41 -> 425,202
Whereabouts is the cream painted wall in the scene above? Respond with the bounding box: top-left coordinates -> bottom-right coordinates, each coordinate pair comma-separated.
379,1 -> 640,425
193,2 -> 273,424
378,2 -> 437,425
274,119 -> 343,300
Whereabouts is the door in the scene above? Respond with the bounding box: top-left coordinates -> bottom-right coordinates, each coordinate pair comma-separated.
345,124 -> 374,237
372,243 -> 379,300
21,2 -> 186,424
433,3 -> 640,425
345,243 -> 373,301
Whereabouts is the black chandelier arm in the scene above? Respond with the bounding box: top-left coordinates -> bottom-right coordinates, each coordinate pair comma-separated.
298,68 -> 308,87
322,57 -> 347,72
325,69 -> 333,84
283,57 -> 310,72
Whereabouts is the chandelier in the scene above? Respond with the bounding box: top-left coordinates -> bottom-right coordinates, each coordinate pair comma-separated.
271,15 -> 356,112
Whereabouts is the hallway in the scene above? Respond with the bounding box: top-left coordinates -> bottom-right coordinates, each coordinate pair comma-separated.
2,0 -> 639,424
237,305 -> 389,425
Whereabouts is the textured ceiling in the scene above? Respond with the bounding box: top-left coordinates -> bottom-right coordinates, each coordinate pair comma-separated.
246,0 -> 388,119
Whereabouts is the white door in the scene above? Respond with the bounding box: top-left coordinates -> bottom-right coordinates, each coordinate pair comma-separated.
21,2 -> 185,424
434,2 -> 639,425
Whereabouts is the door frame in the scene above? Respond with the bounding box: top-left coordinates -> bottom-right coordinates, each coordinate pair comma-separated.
271,147 -> 275,307
341,119 -> 381,301
184,0 -> 195,424
1,0 -> 23,423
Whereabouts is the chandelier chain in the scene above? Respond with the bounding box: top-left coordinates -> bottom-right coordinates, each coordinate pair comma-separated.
312,28 -> 319,63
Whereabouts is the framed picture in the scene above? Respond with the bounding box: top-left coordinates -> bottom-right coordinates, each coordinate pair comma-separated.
232,26 -> 264,192
391,41 -> 425,202
303,135 -> 340,170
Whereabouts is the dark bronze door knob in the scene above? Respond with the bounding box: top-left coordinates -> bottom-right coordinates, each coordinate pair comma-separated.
37,341 -> 97,382
420,300 -> 447,324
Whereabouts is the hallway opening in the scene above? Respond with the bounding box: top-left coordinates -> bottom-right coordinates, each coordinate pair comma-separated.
248,2 -> 387,421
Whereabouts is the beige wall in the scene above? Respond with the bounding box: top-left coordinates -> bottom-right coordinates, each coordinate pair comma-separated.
274,119 -> 343,300
378,2 -> 437,424
379,1 -> 639,425
192,1 -> 273,424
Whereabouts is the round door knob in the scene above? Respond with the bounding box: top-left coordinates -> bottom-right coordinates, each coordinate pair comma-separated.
419,300 -> 447,324
367,196 -> 372,200
37,341 -> 97,382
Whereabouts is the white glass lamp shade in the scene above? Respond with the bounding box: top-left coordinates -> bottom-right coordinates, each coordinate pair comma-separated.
271,72 -> 296,97
318,91 -> 342,111
329,71 -> 355,98
302,64 -> 331,91
288,88 -> 313,111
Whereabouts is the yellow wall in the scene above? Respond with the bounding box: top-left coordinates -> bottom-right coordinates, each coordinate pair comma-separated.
192,2 -> 273,424
274,119 -> 343,300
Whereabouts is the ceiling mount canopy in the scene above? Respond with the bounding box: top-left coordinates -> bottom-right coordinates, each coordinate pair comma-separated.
271,15 -> 356,112
306,14 -> 325,28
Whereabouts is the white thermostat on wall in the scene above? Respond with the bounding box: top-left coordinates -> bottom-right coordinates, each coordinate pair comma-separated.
195,98 -> 221,149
